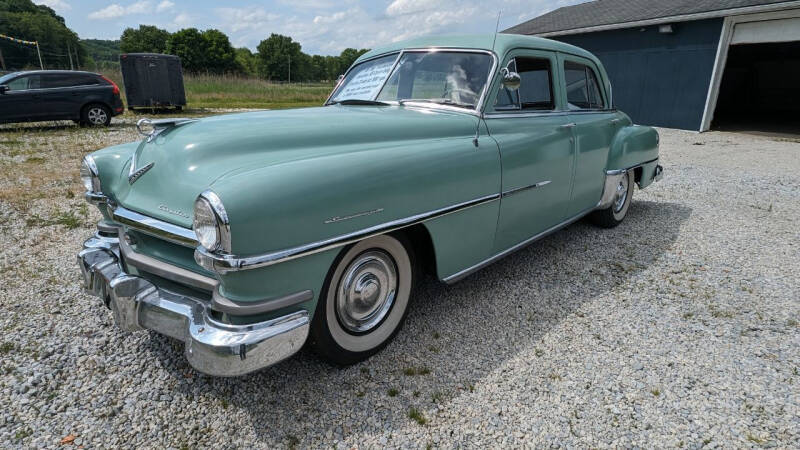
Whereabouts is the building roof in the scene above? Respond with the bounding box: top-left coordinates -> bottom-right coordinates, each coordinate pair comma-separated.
505,0 -> 798,36
358,34 -> 596,62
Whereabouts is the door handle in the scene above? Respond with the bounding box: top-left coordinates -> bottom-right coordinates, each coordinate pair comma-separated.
610,118 -> 621,125
559,122 -> 577,130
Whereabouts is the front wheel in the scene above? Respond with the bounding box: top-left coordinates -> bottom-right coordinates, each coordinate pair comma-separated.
310,234 -> 414,365
589,170 -> 634,228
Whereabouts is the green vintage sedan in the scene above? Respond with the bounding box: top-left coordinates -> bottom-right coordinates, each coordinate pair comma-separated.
78,34 -> 662,376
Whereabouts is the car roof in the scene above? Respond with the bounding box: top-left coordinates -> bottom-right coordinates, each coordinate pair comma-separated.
357,33 -> 598,64
5,70 -> 101,77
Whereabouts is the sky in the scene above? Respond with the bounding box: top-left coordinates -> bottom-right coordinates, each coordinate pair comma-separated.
34,0 -> 589,56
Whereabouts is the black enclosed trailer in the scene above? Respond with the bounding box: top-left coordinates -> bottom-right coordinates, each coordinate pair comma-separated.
120,53 -> 186,111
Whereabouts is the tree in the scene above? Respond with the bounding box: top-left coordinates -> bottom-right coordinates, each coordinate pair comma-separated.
0,0 -> 86,69
337,48 -> 369,76
201,29 -> 237,73
234,47 -> 257,76
119,25 -> 170,54
255,33 -> 303,81
165,28 -> 207,73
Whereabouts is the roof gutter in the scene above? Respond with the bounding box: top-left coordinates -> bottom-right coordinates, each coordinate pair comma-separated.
528,0 -> 800,37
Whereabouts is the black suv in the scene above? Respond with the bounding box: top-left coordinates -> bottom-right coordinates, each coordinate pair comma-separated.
0,70 -> 124,126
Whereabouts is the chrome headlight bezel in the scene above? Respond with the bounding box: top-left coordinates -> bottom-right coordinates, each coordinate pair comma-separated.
193,190 -> 231,253
80,155 -> 101,193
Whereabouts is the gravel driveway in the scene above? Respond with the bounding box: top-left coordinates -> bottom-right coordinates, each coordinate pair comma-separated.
0,118 -> 798,448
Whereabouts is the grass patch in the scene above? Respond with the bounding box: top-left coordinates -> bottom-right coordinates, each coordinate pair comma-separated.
286,434 -> 300,449
403,366 -> 431,376
408,408 -> 427,425
25,156 -> 46,164
26,210 -> 83,229
387,388 -> 399,397
430,391 -> 445,403
0,342 -> 13,354
651,388 -> 661,396
746,434 -> 765,444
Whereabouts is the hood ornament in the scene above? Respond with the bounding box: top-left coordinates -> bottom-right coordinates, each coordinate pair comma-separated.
136,117 -> 196,143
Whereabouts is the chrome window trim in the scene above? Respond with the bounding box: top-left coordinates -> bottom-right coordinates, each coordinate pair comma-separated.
195,193 -> 500,274
325,47 -> 499,117
110,204 -> 198,248
483,109 -> 617,119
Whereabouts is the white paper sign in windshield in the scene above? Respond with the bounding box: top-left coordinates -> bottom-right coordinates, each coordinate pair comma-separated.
332,57 -> 395,102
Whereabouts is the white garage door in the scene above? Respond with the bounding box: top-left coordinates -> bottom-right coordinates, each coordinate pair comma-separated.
731,17 -> 800,44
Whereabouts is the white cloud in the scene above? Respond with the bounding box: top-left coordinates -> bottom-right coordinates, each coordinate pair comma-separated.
35,0 -> 71,12
215,0 -> 587,55
156,1 -> 174,13
88,1 -> 152,20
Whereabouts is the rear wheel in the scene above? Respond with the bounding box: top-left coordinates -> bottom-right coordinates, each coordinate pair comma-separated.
310,234 -> 414,365
81,104 -> 111,127
589,171 -> 634,228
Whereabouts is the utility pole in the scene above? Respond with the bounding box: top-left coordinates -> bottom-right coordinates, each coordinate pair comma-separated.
67,41 -> 74,70
288,54 -> 291,83
35,42 -> 43,69
0,47 -> 5,71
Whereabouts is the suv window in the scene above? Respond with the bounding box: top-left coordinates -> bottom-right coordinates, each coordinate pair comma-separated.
7,75 -> 40,91
41,73 -> 98,89
495,57 -> 554,111
564,61 -> 605,110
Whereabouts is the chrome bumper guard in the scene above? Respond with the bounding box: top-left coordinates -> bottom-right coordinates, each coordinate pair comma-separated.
77,234 -> 309,377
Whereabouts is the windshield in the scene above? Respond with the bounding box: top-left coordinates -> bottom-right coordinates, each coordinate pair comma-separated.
329,50 -> 494,110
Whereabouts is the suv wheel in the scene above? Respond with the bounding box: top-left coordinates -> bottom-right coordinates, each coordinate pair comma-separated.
81,104 -> 111,127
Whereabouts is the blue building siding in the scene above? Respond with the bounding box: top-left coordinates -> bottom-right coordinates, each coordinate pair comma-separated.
554,18 -> 723,130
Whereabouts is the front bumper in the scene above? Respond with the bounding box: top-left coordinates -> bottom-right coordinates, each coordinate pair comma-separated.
77,233 -> 309,377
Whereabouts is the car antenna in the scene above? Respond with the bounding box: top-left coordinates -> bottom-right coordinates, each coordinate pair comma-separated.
475,10 -> 502,148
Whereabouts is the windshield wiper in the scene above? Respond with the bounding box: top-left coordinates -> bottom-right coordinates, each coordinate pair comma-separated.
329,99 -> 389,106
398,98 -> 474,109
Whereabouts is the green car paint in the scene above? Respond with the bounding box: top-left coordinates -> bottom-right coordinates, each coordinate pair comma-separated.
85,34 -> 660,324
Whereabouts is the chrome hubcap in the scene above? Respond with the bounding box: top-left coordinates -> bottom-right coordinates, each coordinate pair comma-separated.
613,172 -> 629,212
336,250 -> 397,333
88,108 -> 107,125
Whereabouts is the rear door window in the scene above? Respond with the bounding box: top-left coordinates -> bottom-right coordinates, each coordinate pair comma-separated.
564,61 -> 605,110
41,73 -> 96,89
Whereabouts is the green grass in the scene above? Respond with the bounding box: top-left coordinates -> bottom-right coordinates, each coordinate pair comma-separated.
408,408 -> 427,425
388,388 -> 399,397
101,70 -> 333,110
403,366 -> 431,376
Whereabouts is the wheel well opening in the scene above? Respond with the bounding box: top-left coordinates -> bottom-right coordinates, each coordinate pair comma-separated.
633,166 -> 643,185
395,224 -> 437,277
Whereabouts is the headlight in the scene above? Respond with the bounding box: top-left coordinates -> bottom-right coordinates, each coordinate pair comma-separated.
80,155 -> 101,193
193,190 -> 230,252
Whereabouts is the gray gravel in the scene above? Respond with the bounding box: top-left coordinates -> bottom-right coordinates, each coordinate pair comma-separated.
0,119 -> 798,448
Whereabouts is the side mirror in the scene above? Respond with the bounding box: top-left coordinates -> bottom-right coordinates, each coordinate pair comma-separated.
500,67 -> 521,91
335,74 -> 344,86
0,85 -> 8,94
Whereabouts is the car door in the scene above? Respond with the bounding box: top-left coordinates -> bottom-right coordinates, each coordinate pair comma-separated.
484,49 -> 575,252
38,73 -> 86,119
0,74 -> 40,122
558,55 -> 619,217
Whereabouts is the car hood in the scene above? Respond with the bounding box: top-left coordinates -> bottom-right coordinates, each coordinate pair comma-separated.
112,105 -> 479,228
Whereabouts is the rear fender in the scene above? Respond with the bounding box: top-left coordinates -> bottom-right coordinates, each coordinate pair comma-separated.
607,124 -> 659,188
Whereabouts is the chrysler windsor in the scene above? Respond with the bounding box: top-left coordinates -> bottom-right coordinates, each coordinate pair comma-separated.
77,35 -> 663,376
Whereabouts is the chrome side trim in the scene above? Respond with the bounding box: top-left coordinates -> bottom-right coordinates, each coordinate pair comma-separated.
501,180 -> 551,198
196,193 -> 501,274
444,205 -> 597,284
110,205 -> 198,248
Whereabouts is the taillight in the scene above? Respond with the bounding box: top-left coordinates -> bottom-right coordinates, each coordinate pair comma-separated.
100,75 -> 120,95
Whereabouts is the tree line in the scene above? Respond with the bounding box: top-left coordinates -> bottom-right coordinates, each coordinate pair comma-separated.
120,25 -> 368,82
0,0 -> 87,71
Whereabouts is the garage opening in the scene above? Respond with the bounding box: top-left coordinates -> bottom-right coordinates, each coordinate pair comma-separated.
711,41 -> 800,134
